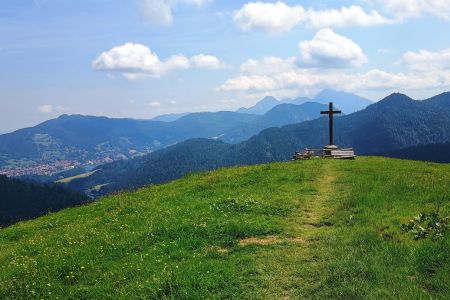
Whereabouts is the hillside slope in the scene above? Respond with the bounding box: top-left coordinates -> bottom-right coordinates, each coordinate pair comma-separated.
236,89 -> 372,115
381,142 -> 450,163
313,88 -> 373,113
0,102 -> 328,173
0,175 -> 89,227
237,96 -> 279,115
0,158 -> 449,299
0,111 -> 258,169
222,102 -> 328,143
69,92 -> 450,196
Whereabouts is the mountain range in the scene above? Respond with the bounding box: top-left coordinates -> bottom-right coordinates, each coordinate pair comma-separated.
0,112 -> 258,169
237,89 -> 373,115
0,100 -> 331,172
151,112 -> 190,122
65,92 -> 450,197
222,102 -> 328,143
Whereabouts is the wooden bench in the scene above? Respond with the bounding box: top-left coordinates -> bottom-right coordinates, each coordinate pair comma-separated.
330,149 -> 356,159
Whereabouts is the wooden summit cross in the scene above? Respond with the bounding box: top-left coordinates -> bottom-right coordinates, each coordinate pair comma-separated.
320,102 -> 341,146
293,101 -> 355,160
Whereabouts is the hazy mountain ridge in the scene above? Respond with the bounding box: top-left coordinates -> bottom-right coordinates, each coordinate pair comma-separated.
67,92 -> 450,197
222,102 -> 328,143
151,112 -> 190,122
313,89 -> 373,113
235,89 -> 372,115
237,96 -> 279,115
0,111 -> 258,172
0,100 -> 332,175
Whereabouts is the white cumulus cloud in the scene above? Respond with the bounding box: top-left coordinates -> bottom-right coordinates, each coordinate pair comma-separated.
92,43 -> 164,76
148,101 -> 161,107
298,28 -> 368,68
191,54 -> 228,69
38,105 -> 53,113
305,5 -> 393,28
240,56 -> 297,75
220,67 -> 450,97
220,75 -> 279,91
402,48 -> 450,71
140,0 -> 173,26
234,2 -> 305,33
220,29 -> 369,93
375,0 -> 450,21
219,41 -> 450,99
139,0 -> 209,26
233,2 -> 393,34
92,43 -> 226,79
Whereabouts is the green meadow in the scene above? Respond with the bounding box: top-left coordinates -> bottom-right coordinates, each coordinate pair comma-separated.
0,157 -> 449,299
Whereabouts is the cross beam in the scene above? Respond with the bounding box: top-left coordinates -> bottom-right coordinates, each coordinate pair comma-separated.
320,102 -> 342,146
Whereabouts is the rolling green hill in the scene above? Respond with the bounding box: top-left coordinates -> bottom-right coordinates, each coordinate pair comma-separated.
0,157 -> 449,299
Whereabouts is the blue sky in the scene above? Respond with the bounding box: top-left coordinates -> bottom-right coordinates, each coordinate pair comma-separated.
1,0 -> 450,133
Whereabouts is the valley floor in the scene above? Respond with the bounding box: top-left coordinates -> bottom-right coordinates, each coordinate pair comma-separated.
0,157 -> 449,299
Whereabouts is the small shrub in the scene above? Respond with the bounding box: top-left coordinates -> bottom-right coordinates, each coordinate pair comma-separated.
401,210 -> 449,241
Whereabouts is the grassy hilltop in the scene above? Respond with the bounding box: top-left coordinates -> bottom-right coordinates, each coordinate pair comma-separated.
0,157 -> 449,299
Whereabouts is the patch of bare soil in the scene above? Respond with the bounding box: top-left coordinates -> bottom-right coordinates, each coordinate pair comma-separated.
239,235 -> 306,246
239,235 -> 279,245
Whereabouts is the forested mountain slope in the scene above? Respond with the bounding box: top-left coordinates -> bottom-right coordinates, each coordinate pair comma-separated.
68,93 -> 450,196
222,102 -> 328,143
0,112 -> 258,168
381,142 -> 450,163
0,175 -> 89,227
0,102 -> 330,171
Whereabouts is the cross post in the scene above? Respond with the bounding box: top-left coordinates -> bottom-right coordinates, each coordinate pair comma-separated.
320,102 -> 342,146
